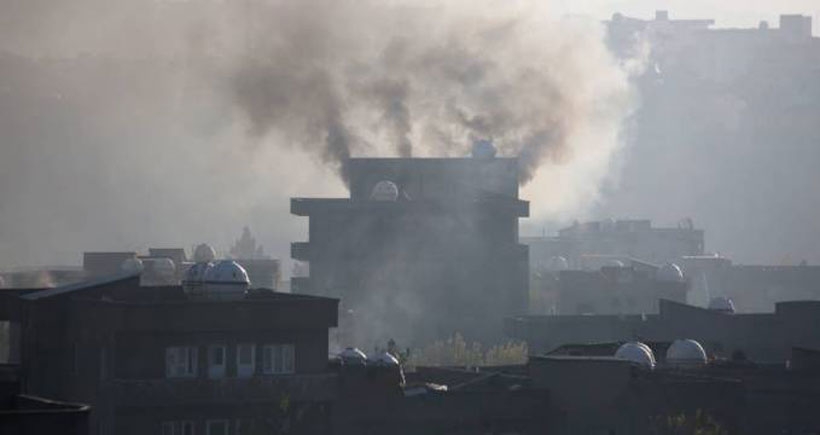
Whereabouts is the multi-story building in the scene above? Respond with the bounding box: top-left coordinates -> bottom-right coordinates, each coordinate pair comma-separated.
506,298 -> 820,364
523,219 -> 704,273
291,155 -> 530,346
534,263 -> 689,316
5,271 -> 339,435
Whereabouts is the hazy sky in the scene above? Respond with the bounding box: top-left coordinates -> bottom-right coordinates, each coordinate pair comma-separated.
555,0 -> 819,34
0,0 -> 818,271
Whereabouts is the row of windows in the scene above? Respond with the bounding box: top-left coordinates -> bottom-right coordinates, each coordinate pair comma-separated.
162,420 -> 242,435
165,344 -> 294,379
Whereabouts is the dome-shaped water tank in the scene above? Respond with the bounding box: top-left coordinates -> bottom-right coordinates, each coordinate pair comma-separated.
120,257 -> 144,274
150,258 -> 176,275
199,260 -> 250,300
193,243 -> 217,263
615,342 -> 656,369
339,347 -> 368,365
370,180 -> 399,201
656,263 -> 684,282
708,297 -> 735,314
606,259 -> 626,268
547,256 -> 569,272
182,262 -> 213,296
369,351 -> 400,367
666,339 -> 708,368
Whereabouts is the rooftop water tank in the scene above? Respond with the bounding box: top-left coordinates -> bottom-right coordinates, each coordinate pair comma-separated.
547,256 -> 569,272
666,339 -> 708,368
614,342 -> 656,369
339,347 -> 368,365
201,260 -> 250,300
656,263 -> 684,283
370,180 -> 400,201
120,257 -> 144,274
708,296 -> 736,314
193,243 -> 217,263
369,351 -> 400,367
182,262 -> 213,296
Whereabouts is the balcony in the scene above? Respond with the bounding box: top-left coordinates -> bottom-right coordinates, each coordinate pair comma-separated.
103,373 -> 338,407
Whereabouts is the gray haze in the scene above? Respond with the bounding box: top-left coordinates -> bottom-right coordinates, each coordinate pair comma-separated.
0,0 -> 634,269
1,0 -> 818,269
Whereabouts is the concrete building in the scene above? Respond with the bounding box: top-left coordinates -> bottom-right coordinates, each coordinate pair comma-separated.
523,219 -> 704,274
680,255 -> 820,312
291,155 -> 529,346
2,272 -> 339,435
1,269 -> 557,435
506,298 -> 820,364
532,263 -> 689,316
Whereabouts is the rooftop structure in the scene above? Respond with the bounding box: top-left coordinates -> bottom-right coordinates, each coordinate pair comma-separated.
507,298 -> 820,364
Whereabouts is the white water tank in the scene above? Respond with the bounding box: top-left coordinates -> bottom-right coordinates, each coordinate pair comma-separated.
369,351 -> 400,367
656,263 -> 685,283
615,342 -> 656,369
201,260 -> 250,300
370,180 -> 400,201
339,347 -> 368,365
666,339 -> 708,368
120,257 -> 144,274
193,243 -> 217,263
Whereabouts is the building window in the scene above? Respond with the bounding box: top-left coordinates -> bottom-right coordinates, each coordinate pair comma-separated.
162,421 -> 194,435
206,420 -> 229,435
99,347 -> 107,381
166,346 -> 198,378
236,343 -> 255,378
262,344 -> 295,374
208,345 -> 226,379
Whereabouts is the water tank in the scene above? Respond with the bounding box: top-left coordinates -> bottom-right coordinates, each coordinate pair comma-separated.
201,260 -> 251,300
666,339 -> 708,368
369,351 -> 400,367
339,347 -> 368,365
614,342 -> 656,369
606,259 -> 626,268
150,258 -> 176,276
120,257 -> 144,274
370,180 -> 399,201
182,262 -> 213,296
547,256 -> 569,272
193,243 -> 217,263
656,263 -> 684,283
708,297 -> 736,314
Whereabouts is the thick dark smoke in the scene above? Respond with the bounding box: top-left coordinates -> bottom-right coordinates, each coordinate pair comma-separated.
227,0 -> 634,185
0,0 -> 633,268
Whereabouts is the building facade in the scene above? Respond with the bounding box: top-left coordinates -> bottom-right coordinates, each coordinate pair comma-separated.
7,274 -> 339,435
292,157 -> 529,346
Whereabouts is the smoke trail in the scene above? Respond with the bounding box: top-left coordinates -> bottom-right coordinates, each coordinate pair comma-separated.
227,0 -> 636,187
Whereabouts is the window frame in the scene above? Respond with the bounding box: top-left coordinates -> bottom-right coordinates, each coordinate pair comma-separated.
262,343 -> 295,375
206,419 -> 229,435
166,346 -> 199,379
236,343 -> 255,378
208,344 -> 227,379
